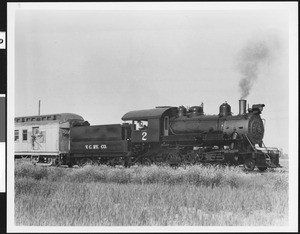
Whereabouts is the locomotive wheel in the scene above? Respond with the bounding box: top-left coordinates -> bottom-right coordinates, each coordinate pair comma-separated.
152,154 -> 165,164
244,158 -> 255,171
183,153 -> 196,165
194,150 -> 205,162
258,166 -> 267,172
167,153 -> 180,166
140,157 -> 152,166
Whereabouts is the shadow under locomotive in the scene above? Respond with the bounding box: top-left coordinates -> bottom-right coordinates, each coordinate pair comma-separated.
15,99 -> 282,172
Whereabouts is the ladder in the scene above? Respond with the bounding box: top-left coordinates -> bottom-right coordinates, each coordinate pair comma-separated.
244,135 -> 275,168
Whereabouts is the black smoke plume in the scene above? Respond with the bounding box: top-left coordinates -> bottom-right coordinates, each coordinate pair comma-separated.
237,41 -> 272,99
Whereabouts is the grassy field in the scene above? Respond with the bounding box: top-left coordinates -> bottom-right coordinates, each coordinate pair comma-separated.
15,160 -> 289,226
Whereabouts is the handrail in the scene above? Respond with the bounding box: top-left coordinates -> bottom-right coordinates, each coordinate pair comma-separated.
261,141 -> 271,161
244,134 -> 257,152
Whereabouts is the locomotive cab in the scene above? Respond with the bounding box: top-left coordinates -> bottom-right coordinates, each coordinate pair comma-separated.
122,107 -> 177,144
130,119 -> 149,143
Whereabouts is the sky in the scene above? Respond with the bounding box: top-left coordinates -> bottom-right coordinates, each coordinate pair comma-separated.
14,4 -> 293,154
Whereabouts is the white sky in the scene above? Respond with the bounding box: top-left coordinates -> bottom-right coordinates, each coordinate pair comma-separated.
14,4 -> 291,153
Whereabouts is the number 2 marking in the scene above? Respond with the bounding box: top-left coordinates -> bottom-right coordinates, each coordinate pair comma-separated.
142,132 -> 147,141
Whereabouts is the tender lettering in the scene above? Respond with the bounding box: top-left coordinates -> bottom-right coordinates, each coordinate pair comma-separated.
85,144 -> 107,150
85,144 -> 99,149
93,145 -> 99,149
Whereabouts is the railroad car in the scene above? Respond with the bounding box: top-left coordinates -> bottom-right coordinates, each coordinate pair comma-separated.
14,113 -> 84,164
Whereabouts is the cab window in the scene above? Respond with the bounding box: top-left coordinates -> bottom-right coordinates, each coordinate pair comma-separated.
134,120 -> 148,131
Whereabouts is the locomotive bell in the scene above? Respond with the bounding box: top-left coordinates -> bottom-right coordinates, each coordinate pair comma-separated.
219,102 -> 231,117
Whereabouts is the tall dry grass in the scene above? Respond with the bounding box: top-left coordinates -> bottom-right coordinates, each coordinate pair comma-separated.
15,161 -> 289,226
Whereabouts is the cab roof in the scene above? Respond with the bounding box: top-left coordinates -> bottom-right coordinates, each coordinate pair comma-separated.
122,107 -> 175,121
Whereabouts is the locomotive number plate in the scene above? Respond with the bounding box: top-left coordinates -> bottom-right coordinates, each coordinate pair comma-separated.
142,132 -> 147,141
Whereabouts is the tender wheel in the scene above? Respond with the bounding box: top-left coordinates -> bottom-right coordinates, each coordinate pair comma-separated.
76,159 -> 87,167
244,158 -> 255,171
124,157 -> 131,168
107,158 -> 119,167
258,166 -> 267,172
31,155 -> 39,165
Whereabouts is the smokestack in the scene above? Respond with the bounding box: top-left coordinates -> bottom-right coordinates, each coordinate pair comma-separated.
38,100 -> 41,115
239,99 -> 246,115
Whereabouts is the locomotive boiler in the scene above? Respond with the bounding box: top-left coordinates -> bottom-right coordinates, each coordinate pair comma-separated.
170,100 -> 265,147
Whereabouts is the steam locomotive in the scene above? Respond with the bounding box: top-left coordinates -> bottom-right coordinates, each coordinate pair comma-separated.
15,99 -> 281,171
